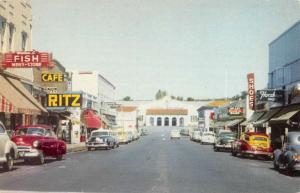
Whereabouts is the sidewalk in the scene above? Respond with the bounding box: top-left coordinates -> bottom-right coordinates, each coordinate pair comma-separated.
66,142 -> 87,153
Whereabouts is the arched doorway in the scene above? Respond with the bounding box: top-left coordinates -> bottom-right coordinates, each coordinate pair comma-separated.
164,117 -> 169,126
172,117 -> 177,126
150,117 -> 154,126
157,117 -> 162,126
179,117 -> 184,127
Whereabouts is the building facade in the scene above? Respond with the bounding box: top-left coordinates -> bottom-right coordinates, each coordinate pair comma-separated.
70,70 -> 116,127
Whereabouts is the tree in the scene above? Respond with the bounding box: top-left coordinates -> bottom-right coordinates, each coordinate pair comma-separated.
155,89 -> 167,100
176,96 -> 183,101
171,95 -> 176,99
186,97 -> 194,101
122,96 -> 132,101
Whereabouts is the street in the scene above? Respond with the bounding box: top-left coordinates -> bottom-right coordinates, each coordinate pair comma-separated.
0,127 -> 299,193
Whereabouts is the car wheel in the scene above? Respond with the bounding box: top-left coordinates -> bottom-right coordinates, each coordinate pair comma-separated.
3,152 -> 14,171
56,154 -> 63,161
87,147 -> 92,151
214,147 -> 218,152
273,160 -> 279,170
37,151 -> 45,165
231,150 -> 237,157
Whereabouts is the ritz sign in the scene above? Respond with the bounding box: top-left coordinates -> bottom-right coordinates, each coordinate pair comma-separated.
46,93 -> 82,108
1,51 -> 53,68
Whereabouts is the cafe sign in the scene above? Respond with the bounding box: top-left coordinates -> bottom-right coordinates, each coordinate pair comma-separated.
1,51 -> 53,68
41,73 -> 64,82
46,93 -> 82,108
227,107 -> 244,116
256,89 -> 284,102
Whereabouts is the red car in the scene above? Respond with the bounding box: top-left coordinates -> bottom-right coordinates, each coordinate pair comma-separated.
11,125 -> 67,164
231,132 -> 273,159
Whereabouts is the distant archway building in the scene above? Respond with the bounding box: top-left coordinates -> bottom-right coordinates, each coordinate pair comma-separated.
146,108 -> 188,127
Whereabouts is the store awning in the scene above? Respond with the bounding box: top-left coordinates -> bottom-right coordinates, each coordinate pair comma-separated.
270,104 -> 300,124
241,112 -> 265,126
226,119 -> 244,127
83,110 -> 101,129
210,120 -> 231,129
0,75 -> 46,115
253,108 -> 281,126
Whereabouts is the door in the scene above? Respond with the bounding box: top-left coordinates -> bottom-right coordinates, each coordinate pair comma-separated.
0,123 -> 8,159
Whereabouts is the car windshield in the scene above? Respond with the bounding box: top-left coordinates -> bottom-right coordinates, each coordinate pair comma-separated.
15,128 -> 45,136
219,133 -> 236,138
253,137 -> 267,141
204,133 -> 214,136
92,131 -> 109,136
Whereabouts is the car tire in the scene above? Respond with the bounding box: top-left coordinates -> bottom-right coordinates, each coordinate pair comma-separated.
273,160 -> 279,170
214,147 -> 219,152
56,154 -> 63,161
231,150 -> 237,157
37,151 -> 45,165
87,147 -> 92,151
3,152 -> 14,171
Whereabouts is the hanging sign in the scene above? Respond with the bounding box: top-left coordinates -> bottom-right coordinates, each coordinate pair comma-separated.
46,93 -> 82,108
41,73 -> 64,82
1,51 -> 53,68
256,89 -> 284,102
247,73 -> 255,110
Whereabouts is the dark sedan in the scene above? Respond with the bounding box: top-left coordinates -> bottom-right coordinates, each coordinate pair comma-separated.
86,135 -> 118,151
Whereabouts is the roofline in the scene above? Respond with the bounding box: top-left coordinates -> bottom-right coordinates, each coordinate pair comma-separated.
269,20 -> 300,46
97,73 -> 116,89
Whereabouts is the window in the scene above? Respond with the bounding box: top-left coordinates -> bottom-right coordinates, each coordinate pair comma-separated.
21,31 -> 28,51
8,23 -> 15,51
150,117 -> 154,126
0,17 -> 6,51
164,117 -> 169,126
172,117 -> 177,126
157,117 -> 162,126
0,125 -> 5,133
179,117 -> 184,127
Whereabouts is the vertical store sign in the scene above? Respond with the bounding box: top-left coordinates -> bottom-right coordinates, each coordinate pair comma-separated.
247,73 -> 255,110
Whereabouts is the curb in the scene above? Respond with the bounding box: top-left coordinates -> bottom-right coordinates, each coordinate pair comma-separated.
67,145 -> 87,154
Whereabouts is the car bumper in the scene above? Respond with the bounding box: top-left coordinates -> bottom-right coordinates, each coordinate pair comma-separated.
18,148 -> 40,158
242,150 -> 273,157
215,144 -> 232,149
86,143 -> 108,148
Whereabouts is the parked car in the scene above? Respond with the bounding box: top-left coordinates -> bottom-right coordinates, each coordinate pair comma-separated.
214,131 -> 237,152
201,132 -> 216,144
0,122 -> 18,171
180,128 -> 189,136
190,131 -> 201,142
273,132 -> 300,175
170,129 -> 180,139
117,129 -> 130,144
141,128 -> 148,136
231,132 -> 272,159
11,125 -> 67,164
86,135 -> 117,150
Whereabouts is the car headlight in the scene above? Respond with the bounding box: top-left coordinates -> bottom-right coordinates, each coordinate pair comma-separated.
33,140 -> 39,148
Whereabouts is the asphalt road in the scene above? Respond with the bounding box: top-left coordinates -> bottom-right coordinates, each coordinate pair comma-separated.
0,126 -> 300,193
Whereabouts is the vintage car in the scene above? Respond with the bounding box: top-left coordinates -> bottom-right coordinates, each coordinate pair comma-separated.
86,135 -> 118,150
11,125 -> 67,164
200,132 -> 216,145
0,121 -> 18,171
273,132 -> 300,175
170,129 -> 180,139
190,131 -> 201,142
231,132 -> 272,159
214,131 -> 237,152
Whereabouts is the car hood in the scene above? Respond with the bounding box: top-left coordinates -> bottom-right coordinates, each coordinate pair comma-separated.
288,145 -> 300,153
11,135 -> 44,146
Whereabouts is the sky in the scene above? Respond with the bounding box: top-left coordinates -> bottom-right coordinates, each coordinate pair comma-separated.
31,0 -> 300,100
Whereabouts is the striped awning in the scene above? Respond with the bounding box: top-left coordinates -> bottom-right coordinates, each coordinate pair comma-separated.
0,95 -> 17,113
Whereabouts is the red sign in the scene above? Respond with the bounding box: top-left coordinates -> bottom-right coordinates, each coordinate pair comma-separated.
247,73 -> 255,110
227,107 -> 244,116
1,51 -> 53,68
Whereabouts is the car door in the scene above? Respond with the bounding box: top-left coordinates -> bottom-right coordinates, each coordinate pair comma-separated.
0,123 -> 8,159
41,129 -> 58,156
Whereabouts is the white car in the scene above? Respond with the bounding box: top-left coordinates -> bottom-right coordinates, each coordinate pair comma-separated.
170,130 -> 180,139
0,122 -> 18,171
200,132 -> 215,144
191,131 -> 201,142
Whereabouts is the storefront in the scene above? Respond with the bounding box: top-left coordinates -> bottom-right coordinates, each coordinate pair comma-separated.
0,73 -> 47,131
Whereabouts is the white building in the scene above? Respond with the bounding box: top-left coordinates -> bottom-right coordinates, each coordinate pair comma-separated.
70,70 -> 116,125
117,96 -> 208,128
116,106 -> 137,130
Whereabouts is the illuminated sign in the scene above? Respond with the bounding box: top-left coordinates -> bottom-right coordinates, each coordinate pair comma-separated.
41,73 -> 64,82
227,107 -> 244,116
46,94 -> 82,108
256,90 -> 284,102
247,73 -> 255,110
1,51 -> 53,68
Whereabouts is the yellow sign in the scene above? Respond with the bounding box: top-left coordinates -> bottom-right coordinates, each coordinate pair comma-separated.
46,94 -> 82,108
41,73 -> 64,82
